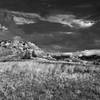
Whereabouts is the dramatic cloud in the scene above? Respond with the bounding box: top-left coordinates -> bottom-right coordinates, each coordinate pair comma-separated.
72,19 -> 95,28
13,16 -> 36,25
42,14 -> 95,28
6,10 -> 95,28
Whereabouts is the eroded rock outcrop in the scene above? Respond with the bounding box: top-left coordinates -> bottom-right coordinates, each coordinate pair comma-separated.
0,36 -> 49,61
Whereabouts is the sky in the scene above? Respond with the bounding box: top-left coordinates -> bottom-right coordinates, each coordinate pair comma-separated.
0,0 -> 99,19
0,0 -> 100,52
0,0 -> 99,15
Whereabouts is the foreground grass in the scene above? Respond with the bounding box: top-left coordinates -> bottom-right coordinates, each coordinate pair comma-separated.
0,60 -> 99,100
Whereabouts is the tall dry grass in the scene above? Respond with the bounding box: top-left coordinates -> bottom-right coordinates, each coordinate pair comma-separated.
0,60 -> 99,100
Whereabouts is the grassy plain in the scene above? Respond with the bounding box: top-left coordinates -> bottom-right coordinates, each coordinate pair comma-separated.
0,59 -> 99,100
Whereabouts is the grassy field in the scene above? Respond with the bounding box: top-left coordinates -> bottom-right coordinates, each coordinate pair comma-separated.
0,59 -> 99,100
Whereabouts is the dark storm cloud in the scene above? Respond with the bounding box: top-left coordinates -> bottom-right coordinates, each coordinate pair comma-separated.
10,10 -> 95,29
0,0 -> 100,14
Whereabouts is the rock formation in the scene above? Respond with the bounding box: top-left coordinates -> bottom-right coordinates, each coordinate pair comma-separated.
0,36 -> 49,61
